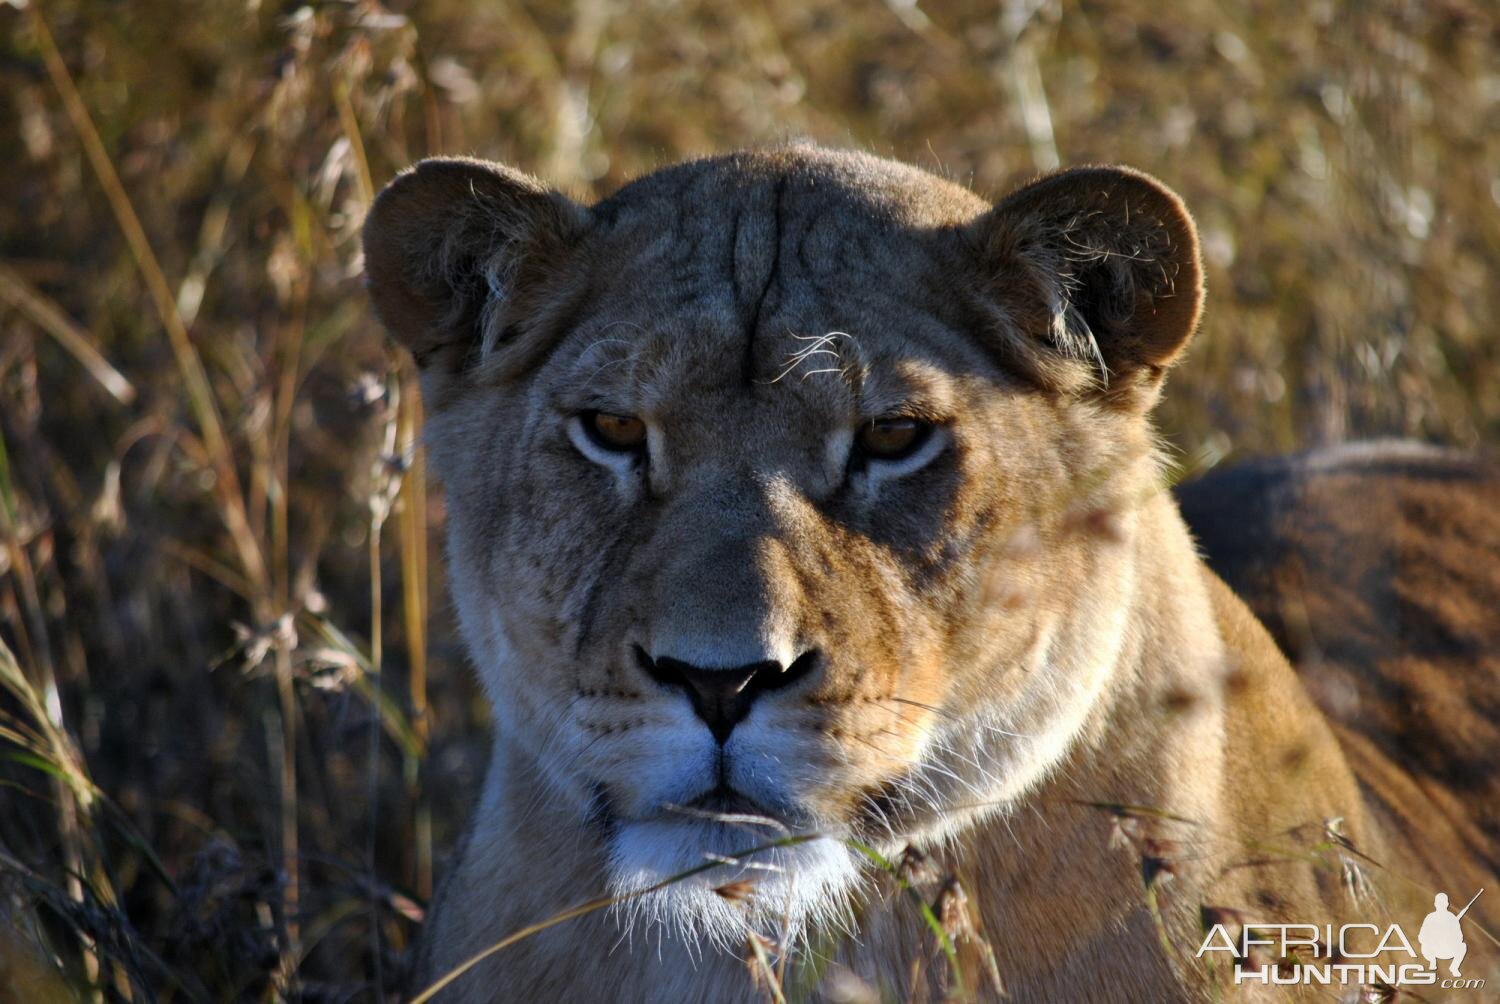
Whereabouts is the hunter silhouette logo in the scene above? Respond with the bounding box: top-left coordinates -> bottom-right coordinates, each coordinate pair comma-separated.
1420,889 -> 1483,977
1197,887 -> 1487,989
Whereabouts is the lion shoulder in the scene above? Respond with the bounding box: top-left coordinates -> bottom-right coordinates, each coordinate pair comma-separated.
1177,440 -> 1500,926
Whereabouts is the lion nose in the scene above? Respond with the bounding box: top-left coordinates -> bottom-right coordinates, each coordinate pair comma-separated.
634,647 -> 820,744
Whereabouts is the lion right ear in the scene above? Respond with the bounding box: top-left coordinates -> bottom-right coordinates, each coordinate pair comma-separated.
362,157 -> 588,381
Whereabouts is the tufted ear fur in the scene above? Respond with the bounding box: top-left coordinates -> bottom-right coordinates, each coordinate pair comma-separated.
966,166 -> 1204,411
362,157 -> 588,391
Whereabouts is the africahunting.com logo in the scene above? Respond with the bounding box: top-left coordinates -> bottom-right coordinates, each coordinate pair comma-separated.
1197,888 -> 1486,989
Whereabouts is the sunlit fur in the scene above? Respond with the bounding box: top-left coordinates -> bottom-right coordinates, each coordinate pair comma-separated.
363,147 -> 1496,1002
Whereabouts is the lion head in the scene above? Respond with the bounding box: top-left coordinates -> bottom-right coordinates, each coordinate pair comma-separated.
363,146 -> 1202,945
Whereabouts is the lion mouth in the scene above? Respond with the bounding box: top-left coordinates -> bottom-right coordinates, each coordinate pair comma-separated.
677,785 -> 778,821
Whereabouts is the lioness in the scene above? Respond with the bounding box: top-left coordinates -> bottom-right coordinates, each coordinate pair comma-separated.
362,146 -> 1497,1001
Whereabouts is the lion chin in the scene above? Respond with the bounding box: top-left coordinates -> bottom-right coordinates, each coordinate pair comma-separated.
604,817 -> 861,952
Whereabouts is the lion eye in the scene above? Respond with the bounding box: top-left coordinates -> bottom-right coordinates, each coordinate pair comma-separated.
582,411 -> 647,452
856,417 -> 930,461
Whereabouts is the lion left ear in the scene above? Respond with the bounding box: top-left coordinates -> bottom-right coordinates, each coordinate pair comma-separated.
966,166 -> 1204,411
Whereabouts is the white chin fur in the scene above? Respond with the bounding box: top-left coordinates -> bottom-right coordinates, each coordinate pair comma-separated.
606,819 -> 859,952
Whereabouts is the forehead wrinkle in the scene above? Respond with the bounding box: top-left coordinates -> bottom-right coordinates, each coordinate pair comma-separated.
738,174 -> 788,386
550,164 -> 987,426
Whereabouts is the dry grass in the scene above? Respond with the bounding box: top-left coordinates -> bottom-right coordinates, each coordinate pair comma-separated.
1,0 -> 1497,999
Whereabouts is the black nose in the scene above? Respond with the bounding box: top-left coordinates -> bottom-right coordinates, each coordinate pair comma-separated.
634,647 -> 820,744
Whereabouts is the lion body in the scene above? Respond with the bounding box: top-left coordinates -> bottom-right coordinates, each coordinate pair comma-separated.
362,148 -> 1497,1001
1180,441 -> 1500,937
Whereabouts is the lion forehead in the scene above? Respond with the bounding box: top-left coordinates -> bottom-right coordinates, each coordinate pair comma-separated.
562,151 -> 984,346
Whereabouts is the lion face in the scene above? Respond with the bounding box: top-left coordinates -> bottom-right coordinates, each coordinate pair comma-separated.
364,147 -> 1202,941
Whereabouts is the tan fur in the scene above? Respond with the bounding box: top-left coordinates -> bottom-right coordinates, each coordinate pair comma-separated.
1179,443 -> 1500,932
363,147 -> 1496,1001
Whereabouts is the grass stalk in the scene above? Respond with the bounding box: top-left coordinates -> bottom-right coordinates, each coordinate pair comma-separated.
365,376 -> 402,996
0,425 -> 107,996
0,264 -> 135,406
747,932 -> 788,1004
29,3 -> 268,595
409,834 -> 821,1003
397,372 -> 433,899
271,633 -> 300,984
846,839 -> 965,999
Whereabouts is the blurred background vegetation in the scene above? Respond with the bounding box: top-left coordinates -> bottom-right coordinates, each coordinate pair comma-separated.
0,0 -> 1496,998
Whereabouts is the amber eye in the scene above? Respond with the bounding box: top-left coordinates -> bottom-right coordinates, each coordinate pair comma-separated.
856,417 -> 931,461
582,411 -> 647,453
